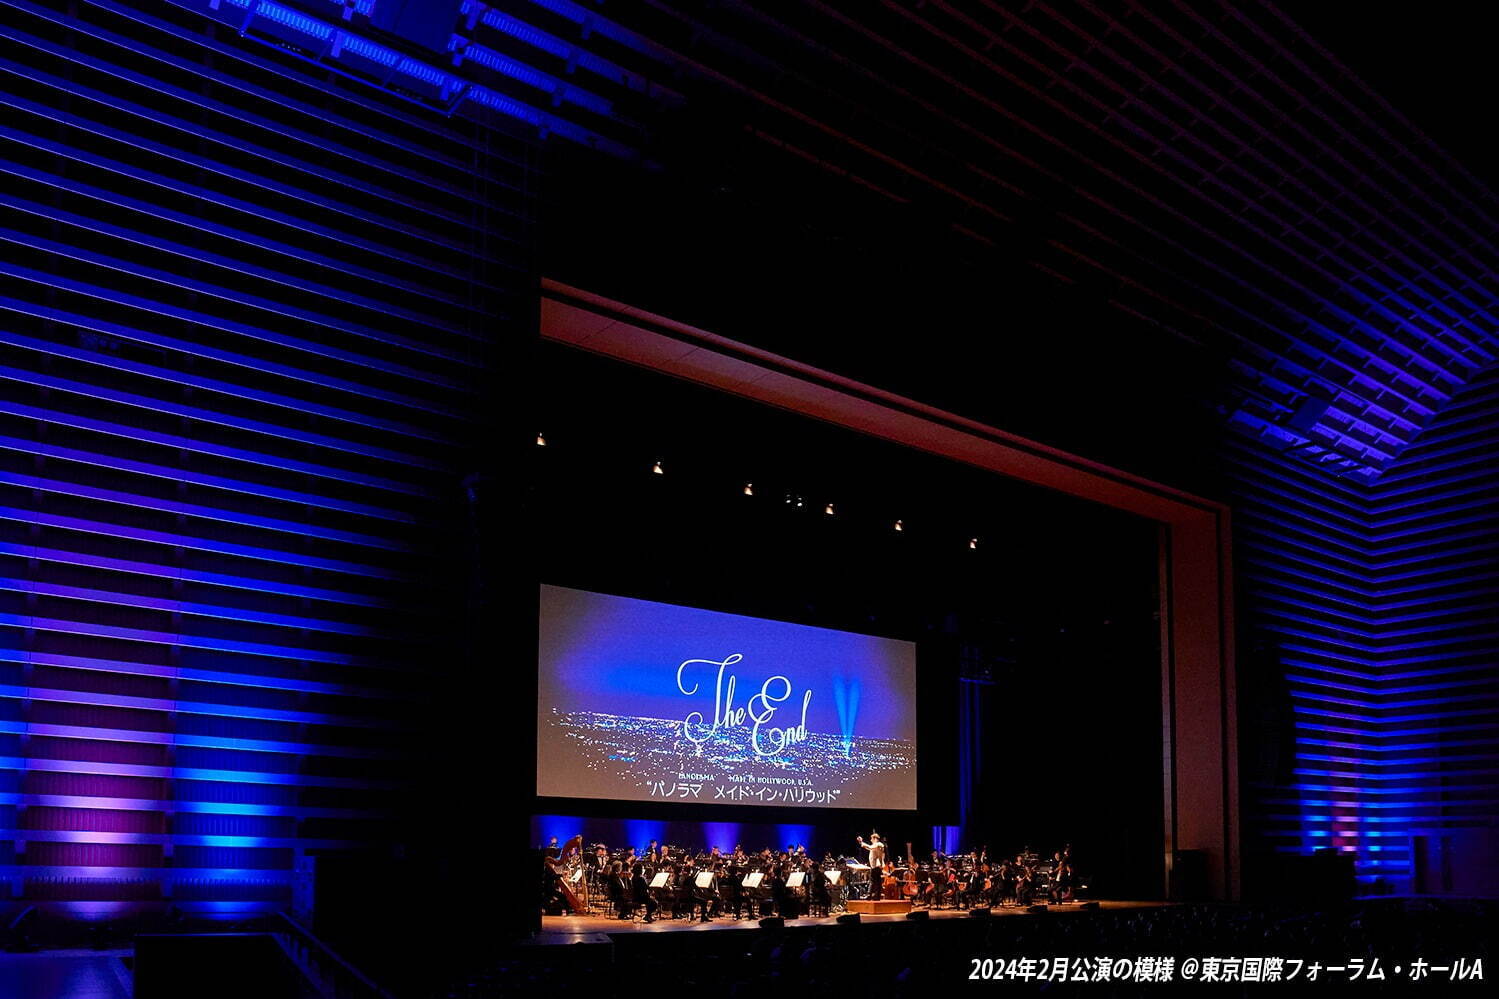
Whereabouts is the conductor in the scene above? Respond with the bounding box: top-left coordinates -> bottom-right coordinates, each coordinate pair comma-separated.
855,832 -> 886,874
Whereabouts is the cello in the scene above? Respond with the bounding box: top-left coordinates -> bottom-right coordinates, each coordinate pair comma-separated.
881,857 -> 899,900
902,842 -> 920,899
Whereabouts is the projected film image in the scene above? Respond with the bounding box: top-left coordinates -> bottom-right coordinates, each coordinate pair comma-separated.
537,585 -> 918,810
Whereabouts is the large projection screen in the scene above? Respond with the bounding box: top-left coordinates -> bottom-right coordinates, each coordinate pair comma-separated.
537,584 -> 918,810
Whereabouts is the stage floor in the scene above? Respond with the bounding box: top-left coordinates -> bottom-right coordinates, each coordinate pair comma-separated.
533,900 -> 1169,942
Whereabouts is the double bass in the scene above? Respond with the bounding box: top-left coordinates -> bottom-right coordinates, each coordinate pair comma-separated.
901,842 -> 920,899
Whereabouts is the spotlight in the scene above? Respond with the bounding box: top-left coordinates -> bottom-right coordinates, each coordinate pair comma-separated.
824,502 -> 835,515
836,913 -> 861,925
969,537 -> 978,549
743,482 -> 754,496
969,907 -> 992,918
652,460 -> 664,475
894,519 -> 903,532
535,432 -> 546,447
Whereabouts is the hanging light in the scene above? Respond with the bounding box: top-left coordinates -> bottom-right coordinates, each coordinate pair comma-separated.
824,502 -> 835,516
652,460 -> 664,475
535,432 -> 546,447
969,537 -> 979,549
894,519 -> 904,532
743,482 -> 754,496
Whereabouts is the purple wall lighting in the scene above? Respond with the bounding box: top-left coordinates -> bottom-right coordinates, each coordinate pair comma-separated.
0,0 -> 529,919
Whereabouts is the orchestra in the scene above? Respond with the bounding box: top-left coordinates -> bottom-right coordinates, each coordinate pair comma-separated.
541,833 -> 1084,922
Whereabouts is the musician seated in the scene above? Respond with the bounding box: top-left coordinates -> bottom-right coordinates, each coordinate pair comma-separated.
808,863 -> 831,917
692,863 -> 720,922
715,866 -> 736,919
674,859 -> 697,920
632,858 -> 656,924
609,862 -> 632,920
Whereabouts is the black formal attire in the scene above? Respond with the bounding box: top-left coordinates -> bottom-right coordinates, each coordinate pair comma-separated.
632,871 -> 656,921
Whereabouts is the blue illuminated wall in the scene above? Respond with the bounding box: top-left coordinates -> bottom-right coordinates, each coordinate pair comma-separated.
1362,365 -> 1499,892
1232,365 -> 1499,893
0,0 -> 540,919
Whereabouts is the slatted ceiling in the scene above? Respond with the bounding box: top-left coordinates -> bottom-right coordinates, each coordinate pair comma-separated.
554,0 -> 1499,478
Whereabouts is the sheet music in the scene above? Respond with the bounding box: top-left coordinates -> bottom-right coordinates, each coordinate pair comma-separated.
742,872 -> 764,888
786,871 -> 805,888
825,870 -> 842,884
695,871 -> 715,889
570,868 -> 583,882
649,872 -> 670,888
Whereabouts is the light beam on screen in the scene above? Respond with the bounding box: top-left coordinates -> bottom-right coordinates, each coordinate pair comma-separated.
625,819 -> 667,852
833,676 -> 860,759
778,825 -> 815,852
534,814 -> 583,847
701,822 -> 741,852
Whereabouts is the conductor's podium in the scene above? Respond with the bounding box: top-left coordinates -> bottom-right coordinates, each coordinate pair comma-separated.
845,899 -> 914,916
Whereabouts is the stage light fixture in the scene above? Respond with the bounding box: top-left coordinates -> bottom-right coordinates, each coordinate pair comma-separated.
535,432 -> 546,446
894,519 -> 903,532
905,910 -> 929,921
969,907 -> 991,918
758,916 -> 784,930
743,482 -> 754,496
652,460 -> 664,475
824,502 -> 835,515
836,913 -> 861,925
969,537 -> 978,549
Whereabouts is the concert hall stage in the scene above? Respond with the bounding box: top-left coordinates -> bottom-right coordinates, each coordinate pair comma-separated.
532,900 -> 1169,941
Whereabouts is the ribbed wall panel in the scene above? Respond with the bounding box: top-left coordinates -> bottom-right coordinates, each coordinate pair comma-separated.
0,0 -> 529,917
1363,367 -> 1499,889
1224,435 -> 1389,879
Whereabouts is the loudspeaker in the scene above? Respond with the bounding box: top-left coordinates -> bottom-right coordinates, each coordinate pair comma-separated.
906,910 -> 929,921
836,913 -> 861,925
968,907 -> 991,918
758,917 -> 784,930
